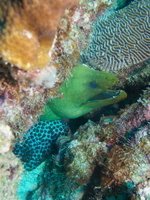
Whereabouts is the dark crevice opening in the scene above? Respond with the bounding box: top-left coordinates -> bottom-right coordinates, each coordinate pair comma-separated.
82,165 -> 103,200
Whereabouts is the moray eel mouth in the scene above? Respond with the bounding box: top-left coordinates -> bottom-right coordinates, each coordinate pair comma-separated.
88,90 -> 122,101
86,89 -> 127,106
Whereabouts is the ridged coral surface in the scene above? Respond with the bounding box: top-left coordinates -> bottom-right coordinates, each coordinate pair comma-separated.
82,0 -> 150,72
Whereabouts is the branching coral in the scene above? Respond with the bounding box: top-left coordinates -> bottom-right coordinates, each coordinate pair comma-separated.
0,0 -> 78,70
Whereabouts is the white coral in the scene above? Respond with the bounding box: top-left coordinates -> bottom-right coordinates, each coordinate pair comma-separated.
0,123 -> 14,153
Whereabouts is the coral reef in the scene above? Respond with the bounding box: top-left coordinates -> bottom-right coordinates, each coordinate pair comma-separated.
15,87 -> 150,199
0,0 -> 81,142
1,0 -> 142,138
0,0 -> 149,199
0,0 -> 116,137
13,64 -> 126,171
0,0 -> 118,86
1,2 -> 116,198
50,0 -> 120,83
59,87 -> 150,199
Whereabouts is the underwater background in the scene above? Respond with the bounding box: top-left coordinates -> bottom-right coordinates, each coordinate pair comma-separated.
0,0 -> 150,199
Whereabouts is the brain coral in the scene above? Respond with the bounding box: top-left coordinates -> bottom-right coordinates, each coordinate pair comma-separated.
82,0 -> 150,72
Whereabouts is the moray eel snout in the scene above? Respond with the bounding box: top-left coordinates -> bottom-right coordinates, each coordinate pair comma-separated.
86,89 -> 126,107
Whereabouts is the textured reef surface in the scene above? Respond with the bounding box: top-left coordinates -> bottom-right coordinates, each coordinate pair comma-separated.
0,0 -> 150,199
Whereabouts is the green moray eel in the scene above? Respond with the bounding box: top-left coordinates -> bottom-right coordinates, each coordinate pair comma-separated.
13,64 -> 127,171
40,64 -> 127,120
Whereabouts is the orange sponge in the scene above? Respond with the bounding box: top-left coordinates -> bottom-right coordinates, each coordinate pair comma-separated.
0,0 -> 78,70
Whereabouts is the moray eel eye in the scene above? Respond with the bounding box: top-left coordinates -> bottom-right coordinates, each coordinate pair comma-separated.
89,82 -> 98,88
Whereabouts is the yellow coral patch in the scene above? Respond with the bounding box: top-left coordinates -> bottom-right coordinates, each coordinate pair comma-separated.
0,0 -> 78,70
1,28 -> 39,70
37,36 -> 53,69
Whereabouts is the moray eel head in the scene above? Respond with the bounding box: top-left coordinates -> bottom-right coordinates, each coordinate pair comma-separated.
41,64 -> 127,120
